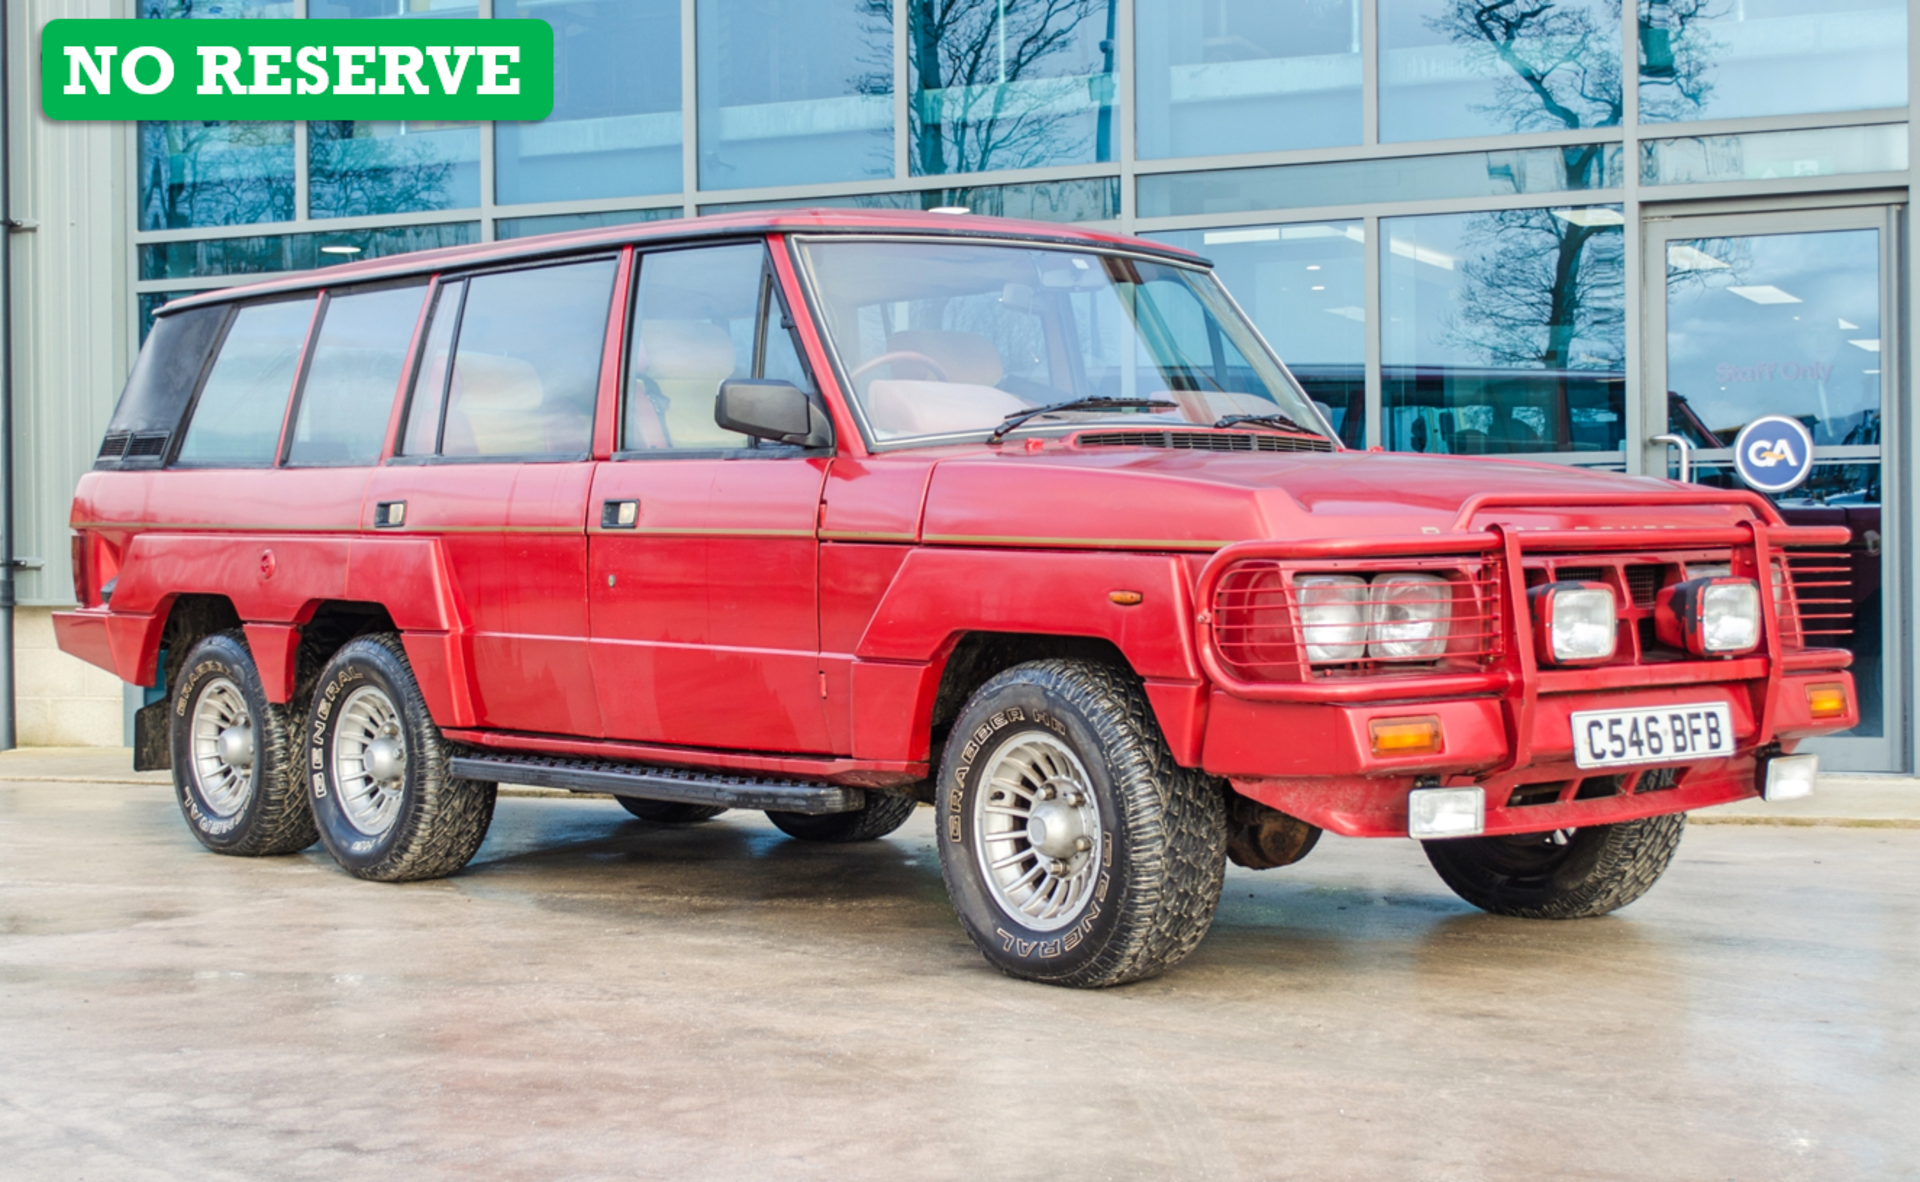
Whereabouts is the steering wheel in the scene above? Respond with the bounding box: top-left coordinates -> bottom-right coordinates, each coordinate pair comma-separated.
848,350 -> 951,388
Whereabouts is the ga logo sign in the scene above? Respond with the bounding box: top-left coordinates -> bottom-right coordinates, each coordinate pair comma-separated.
1732,414 -> 1815,494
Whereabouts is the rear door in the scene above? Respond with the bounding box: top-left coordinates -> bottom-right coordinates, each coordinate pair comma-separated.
587,240 -> 832,753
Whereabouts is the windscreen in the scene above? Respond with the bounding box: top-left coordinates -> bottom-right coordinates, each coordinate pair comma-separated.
795,238 -> 1327,444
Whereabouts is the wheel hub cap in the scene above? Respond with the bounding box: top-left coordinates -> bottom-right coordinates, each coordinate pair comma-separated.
971,733 -> 1103,932
1026,791 -> 1089,860
363,735 -> 406,784
189,676 -> 256,819
215,722 -> 254,770
333,685 -> 407,837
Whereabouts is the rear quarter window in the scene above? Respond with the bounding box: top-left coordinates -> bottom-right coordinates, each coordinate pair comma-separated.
286,284 -> 427,466
175,297 -> 317,467
97,304 -> 228,467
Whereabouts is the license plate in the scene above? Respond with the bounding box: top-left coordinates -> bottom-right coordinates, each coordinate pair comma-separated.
1571,702 -> 1735,769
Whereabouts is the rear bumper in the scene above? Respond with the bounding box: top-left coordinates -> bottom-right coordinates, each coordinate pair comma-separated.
53,607 -> 156,685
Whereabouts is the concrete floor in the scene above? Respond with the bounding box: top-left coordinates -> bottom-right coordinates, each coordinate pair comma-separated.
0,781 -> 1915,1182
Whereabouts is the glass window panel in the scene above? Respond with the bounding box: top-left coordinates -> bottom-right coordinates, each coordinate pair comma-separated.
1135,0 -> 1360,159
697,0 -> 892,190
308,0 -> 481,216
177,298 -> 316,467
908,0 -> 1118,174
624,245 -> 762,450
1137,145 -> 1621,218
1639,0 -> 1906,123
442,260 -> 616,457
136,0 -> 294,230
701,177 -> 1120,221
496,208 -> 682,239
139,223 -> 480,281
1642,124 -> 1909,186
287,285 -> 428,466
495,0 -> 682,204
1383,208 -> 1625,456
1147,222 -> 1366,447
1381,0 -> 1622,142
401,281 -> 462,457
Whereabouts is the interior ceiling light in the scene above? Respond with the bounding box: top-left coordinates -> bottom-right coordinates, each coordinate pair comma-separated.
1839,318 -> 1859,329
1849,338 -> 1881,352
1552,208 -> 1626,226
928,206 -> 970,215
1727,284 -> 1802,304
319,245 -> 362,255
1388,240 -> 1454,270
1203,227 -> 1279,245
1281,224 -> 1367,243
1667,244 -> 1730,272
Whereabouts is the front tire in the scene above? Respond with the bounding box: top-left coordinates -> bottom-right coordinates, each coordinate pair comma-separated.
1423,813 -> 1687,919
170,631 -> 316,856
766,792 -> 917,843
307,634 -> 496,882
936,660 -> 1228,988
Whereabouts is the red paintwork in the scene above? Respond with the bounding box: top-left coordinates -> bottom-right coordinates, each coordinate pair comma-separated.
56,211 -> 1858,837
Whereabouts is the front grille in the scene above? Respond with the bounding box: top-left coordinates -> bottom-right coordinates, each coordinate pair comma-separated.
1625,564 -> 1663,608
1211,559 -> 1502,681
1077,429 -> 1334,454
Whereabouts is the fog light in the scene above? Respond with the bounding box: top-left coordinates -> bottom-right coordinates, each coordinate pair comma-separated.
1371,715 -> 1443,756
1529,582 -> 1616,665
1408,786 -> 1484,839
1807,683 -> 1849,719
1762,753 -> 1818,802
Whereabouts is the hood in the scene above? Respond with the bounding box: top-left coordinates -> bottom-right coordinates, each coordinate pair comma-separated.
917,445 -> 1763,549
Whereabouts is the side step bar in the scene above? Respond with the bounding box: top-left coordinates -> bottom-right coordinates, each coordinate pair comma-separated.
447,753 -> 866,816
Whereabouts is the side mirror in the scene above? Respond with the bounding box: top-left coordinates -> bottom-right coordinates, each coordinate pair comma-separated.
715,380 -> 832,449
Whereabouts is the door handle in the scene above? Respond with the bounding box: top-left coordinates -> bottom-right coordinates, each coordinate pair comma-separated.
1650,434 -> 1692,483
601,499 -> 639,529
374,500 -> 406,528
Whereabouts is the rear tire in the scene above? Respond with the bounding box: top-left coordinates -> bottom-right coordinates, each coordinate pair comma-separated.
307,634 -> 496,882
170,631 -> 316,856
766,792 -> 917,842
617,797 -> 728,824
936,659 -> 1228,988
1423,813 -> 1687,919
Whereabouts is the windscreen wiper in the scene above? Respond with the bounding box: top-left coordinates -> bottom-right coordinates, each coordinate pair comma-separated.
1212,412 -> 1319,436
989,397 -> 1178,443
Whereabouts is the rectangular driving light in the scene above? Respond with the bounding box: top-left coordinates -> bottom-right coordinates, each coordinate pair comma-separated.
1657,576 -> 1761,656
1370,715 -> 1443,757
1807,683 -> 1850,719
1762,753 -> 1818,802
1529,581 -> 1616,665
1408,786 -> 1484,839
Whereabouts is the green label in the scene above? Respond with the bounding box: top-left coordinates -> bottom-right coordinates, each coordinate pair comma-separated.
41,19 -> 554,121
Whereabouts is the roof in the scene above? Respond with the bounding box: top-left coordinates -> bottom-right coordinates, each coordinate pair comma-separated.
158,209 -> 1210,316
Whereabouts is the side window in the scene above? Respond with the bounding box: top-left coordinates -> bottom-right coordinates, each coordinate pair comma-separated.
286,284 -> 427,466
438,258 -> 617,458
623,244 -> 764,451
175,297 -> 316,467
399,280 -> 462,456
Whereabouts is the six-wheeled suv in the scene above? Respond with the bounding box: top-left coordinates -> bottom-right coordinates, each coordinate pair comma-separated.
59,211 -> 1856,987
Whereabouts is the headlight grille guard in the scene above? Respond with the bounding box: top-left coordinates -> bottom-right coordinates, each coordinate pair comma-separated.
1194,489 -> 1854,731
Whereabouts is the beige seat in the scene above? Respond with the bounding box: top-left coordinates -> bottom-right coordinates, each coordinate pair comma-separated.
884,330 -> 1005,387
632,320 -> 743,448
863,329 -> 1029,438
441,352 -> 545,456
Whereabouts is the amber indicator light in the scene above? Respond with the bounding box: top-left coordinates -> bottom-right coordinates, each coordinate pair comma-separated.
1108,590 -> 1143,606
1369,715 -> 1443,756
1807,683 -> 1849,719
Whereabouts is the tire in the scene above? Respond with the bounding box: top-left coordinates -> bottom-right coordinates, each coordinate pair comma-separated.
1423,813 -> 1688,919
617,797 -> 728,824
766,792 -> 917,842
936,659 -> 1228,988
169,630 -> 316,856
306,634 -> 496,882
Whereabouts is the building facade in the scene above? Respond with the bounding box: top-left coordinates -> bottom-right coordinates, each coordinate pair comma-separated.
7,0 -> 1916,771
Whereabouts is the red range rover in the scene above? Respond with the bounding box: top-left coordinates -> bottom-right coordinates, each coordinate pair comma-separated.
59,211 -> 1856,987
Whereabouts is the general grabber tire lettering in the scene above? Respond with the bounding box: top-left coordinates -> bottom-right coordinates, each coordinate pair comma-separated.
617,798 -> 729,824
937,660 -> 1229,988
170,630 -> 316,856
766,792 -> 917,842
307,634 -> 496,883
1422,813 -> 1688,919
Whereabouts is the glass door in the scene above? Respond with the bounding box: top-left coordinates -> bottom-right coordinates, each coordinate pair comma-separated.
1643,207 -> 1902,772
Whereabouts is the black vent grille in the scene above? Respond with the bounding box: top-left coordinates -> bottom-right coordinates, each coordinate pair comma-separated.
126,431 -> 170,458
97,432 -> 130,461
1553,565 -> 1607,585
96,430 -> 170,468
1076,430 -> 1334,454
1625,564 -> 1664,608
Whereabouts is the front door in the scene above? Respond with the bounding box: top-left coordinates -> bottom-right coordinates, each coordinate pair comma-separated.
1643,206 -> 1902,772
587,240 -> 833,755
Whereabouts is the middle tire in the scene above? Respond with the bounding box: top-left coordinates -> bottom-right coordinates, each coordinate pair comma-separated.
766,792 -> 917,842
936,659 -> 1228,988
307,634 -> 497,882
617,797 -> 728,824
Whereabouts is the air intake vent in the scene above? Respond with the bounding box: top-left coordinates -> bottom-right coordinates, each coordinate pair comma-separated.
1625,564 -> 1664,608
97,432 -> 130,461
1076,430 -> 1334,454
125,431 -> 171,459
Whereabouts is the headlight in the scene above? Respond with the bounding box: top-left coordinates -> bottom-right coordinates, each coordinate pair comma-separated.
1530,582 -> 1616,664
1370,573 -> 1450,659
1657,576 -> 1761,656
1296,574 -> 1369,663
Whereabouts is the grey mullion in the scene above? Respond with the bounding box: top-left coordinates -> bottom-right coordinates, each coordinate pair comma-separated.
893,0 -> 908,180
1363,213 -> 1382,450
479,0 -> 496,240
1361,0 -> 1378,148
1115,0 -> 1136,231
1621,0 -> 1642,475
681,0 -> 698,213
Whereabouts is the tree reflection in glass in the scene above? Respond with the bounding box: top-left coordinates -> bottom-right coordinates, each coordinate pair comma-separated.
1382,0 -> 1621,142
